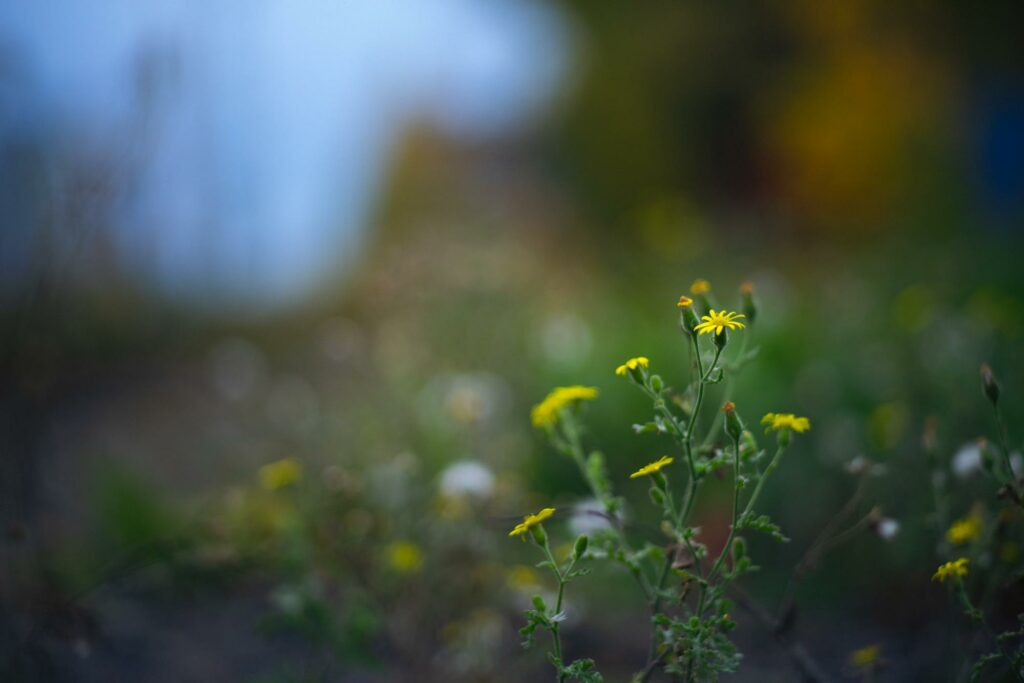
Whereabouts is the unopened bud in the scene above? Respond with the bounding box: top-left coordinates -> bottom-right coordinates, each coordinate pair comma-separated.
650,374 -> 664,393
573,534 -> 589,560
677,296 -> 700,335
723,401 -> 744,440
981,364 -> 1000,407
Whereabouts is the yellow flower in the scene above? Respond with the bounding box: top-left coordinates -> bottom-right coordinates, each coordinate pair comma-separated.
507,564 -> 540,589
848,644 -> 881,670
530,386 -> 599,428
630,455 -> 674,479
387,541 -> 424,573
509,507 -> 556,538
761,413 -> 811,433
693,310 -> 746,336
932,557 -> 969,582
676,295 -> 694,308
615,356 -> 650,377
946,512 -> 982,545
259,458 -> 303,490
690,279 -> 711,295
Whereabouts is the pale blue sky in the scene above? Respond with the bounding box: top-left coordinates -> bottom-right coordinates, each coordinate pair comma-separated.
0,0 -> 571,310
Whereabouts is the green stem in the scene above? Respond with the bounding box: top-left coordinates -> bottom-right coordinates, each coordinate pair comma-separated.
678,334 -> 707,515
993,407 -> 1019,490
701,333 -> 750,451
958,581 -> 1024,683
739,444 -> 786,522
708,432 -> 743,582
637,334 -> 711,683
560,415 -> 654,600
541,539 -> 580,683
701,346 -> 723,384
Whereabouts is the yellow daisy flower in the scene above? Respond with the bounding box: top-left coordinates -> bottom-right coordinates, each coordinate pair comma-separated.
946,512 -> 982,545
690,279 -> 711,295
630,455 -> 674,479
615,356 -> 650,377
932,557 -> 969,582
848,644 -> 881,670
259,458 -> 303,490
387,541 -> 424,573
761,413 -> 811,433
530,386 -> 599,428
508,507 -> 556,538
693,310 -> 746,336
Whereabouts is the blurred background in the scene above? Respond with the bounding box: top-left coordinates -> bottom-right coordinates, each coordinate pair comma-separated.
2,1 -> 1024,681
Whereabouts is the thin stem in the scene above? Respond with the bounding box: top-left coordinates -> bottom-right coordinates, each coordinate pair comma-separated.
707,432 -> 742,582
776,474 -> 869,619
994,407 -> 1019,487
678,334 -> 707,521
739,444 -> 786,522
701,345 -> 723,383
559,415 -> 654,601
700,332 -> 751,451
638,334 -> 711,683
541,539 -> 580,683
729,583 -> 834,683
958,582 -> 1024,683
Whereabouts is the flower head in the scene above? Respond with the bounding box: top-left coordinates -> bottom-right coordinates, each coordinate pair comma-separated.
387,541 -> 424,573
761,413 -> 811,434
509,507 -> 556,539
693,309 -> 746,336
676,295 -> 694,308
615,356 -> 649,377
690,279 -> 711,295
932,557 -> 969,582
531,386 -> 599,428
259,458 -> 303,490
946,511 -> 982,545
630,455 -> 674,479
848,644 -> 881,670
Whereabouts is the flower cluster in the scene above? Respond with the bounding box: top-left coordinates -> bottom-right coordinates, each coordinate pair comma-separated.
259,457 -> 303,490
615,356 -> 649,377
946,512 -> 982,545
761,413 -> 811,433
530,385 -> 599,428
933,557 -> 969,583
509,279 -> 822,682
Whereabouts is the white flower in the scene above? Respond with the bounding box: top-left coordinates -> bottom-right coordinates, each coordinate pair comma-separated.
952,442 -> 983,478
439,460 -> 495,498
875,518 -> 900,540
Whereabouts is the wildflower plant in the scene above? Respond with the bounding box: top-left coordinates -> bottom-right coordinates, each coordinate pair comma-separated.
926,364 -> 1024,682
510,280 -> 814,682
